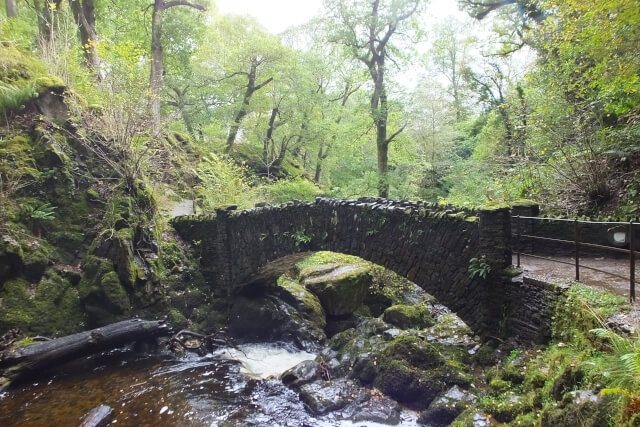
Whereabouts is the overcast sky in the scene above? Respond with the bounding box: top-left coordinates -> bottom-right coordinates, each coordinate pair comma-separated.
215,0 -> 468,35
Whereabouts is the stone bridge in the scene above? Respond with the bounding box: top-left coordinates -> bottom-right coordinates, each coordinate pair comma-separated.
172,197 -> 564,342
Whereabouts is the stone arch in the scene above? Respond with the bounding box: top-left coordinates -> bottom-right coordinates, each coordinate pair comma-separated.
172,198 -> 514,338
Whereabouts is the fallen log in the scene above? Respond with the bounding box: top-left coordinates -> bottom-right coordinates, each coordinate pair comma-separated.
0,319 -> 172,391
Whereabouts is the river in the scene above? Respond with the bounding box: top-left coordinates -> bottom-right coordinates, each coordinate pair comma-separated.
0,343 -> 421,426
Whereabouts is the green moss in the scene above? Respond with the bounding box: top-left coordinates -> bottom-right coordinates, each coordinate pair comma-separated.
276,275 -> 326,329
0,271 -> 85,336
35,76 -> 65,92
296,251 -> 367,276
365,335 -> 471,410
167,308 -> 188,330
382,304 -> 435,329
479,393 -> 534,423
490,378 -> 512,393
100,271 -> 130,313
511,199 -> 539,207
552,284 -> 627,346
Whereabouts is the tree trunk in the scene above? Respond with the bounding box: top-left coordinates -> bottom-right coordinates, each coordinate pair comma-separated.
150,0 -> 164,136
70,0 -> 100,74
263,107 -> 278,167
374,83 -> 390,198
376,127 -> 389,198
35,0 -> 62,43
149,0 -> 205,136
314,143 -> 328,183
0,319 -> 171,391
5,0 -> 17,17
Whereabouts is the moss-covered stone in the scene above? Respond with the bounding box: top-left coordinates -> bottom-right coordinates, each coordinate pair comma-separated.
303,264 -> 371,316
0,270 -> 85,336
479,393 -> 534,423
382,304 -> 435,329
78,255 -> 130,326
100,271 -> 131,313
276,276 -> 326,330
352,335 -> 471,410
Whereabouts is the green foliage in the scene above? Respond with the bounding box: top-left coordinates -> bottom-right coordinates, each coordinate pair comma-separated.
0,81 -> 37,114
590,328 -> 640,393
261,178 -> 323,205
468,255 -> 491,279
21,202 -> 57,222
194,153 -> 255,210
290,229 -> 312,247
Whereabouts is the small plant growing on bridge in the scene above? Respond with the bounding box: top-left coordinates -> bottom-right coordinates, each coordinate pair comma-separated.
469,255 -> 491,279
291,230 -> 312,247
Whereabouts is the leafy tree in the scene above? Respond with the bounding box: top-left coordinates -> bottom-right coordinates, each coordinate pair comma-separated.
149,0 -> 206,135
324,0 -> 424,197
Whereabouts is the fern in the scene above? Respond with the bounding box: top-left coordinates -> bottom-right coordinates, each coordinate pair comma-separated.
0,81 -> 37,114
591,327 -> 640,392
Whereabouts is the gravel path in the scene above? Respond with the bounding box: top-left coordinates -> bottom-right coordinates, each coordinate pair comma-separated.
516,254 -> 640,332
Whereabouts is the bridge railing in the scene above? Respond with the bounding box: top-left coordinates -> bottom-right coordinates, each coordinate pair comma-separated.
513,215 -> 636,303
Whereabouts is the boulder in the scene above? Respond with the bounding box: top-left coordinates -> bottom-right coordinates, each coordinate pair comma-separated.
228,279 -> 327,350
382,304 -> 435,330
348,394 -> 401,424
298,379 -> 365,415
281,360 -> 319,389
418,385 -> 477,426
303,264 -> 371,316
351,335 -> 471,410
541,390 -> 614,427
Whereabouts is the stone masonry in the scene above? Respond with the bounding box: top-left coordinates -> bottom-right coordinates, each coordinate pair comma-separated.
172,197 -> 565,342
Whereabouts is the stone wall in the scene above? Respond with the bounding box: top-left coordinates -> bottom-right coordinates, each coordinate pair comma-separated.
505,276 -> 568,343
172,197 -> 562,341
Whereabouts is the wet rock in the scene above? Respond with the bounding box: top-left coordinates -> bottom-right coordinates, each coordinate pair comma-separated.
346,393 -> 401,424
418,385 -> 477,426
281,360 -> 319,389
228,279 -> 327,351
382,304 -> 435,329
325,314 -> 359,337
303,264 -> 371,316
298,379 -> 365,415
351,335 -> 471,410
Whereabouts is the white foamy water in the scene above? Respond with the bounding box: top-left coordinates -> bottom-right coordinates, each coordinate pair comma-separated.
216,344 -> 315,379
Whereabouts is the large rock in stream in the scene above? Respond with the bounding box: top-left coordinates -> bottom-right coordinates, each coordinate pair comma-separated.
228,277 -> 327,350
301,264 -> 371,316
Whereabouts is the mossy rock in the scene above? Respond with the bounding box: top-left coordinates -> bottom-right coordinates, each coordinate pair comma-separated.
552,365 -> 585,400
355,335 -> 471,410
0,234 -> 24,283
78,256 -> 131,326
99,271 -> 131,313
276,276 -> 326,330
540,391 -> 615,427
382,304 -> 435,329
0,271 -> 85,336
303,264 -> 371,316
479,393 -> 534,423
167,308 -> 188,330
489,378 -> 512,393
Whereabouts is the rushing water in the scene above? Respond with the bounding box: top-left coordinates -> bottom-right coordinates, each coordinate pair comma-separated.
0,344 -> 419,426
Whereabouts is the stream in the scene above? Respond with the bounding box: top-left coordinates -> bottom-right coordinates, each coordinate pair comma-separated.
0,343 -> 420,427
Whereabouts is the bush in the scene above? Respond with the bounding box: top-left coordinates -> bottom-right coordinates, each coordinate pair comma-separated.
262,178 -> 323,204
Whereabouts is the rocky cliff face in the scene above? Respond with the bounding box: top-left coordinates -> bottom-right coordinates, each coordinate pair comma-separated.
0,47 -> 209,336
